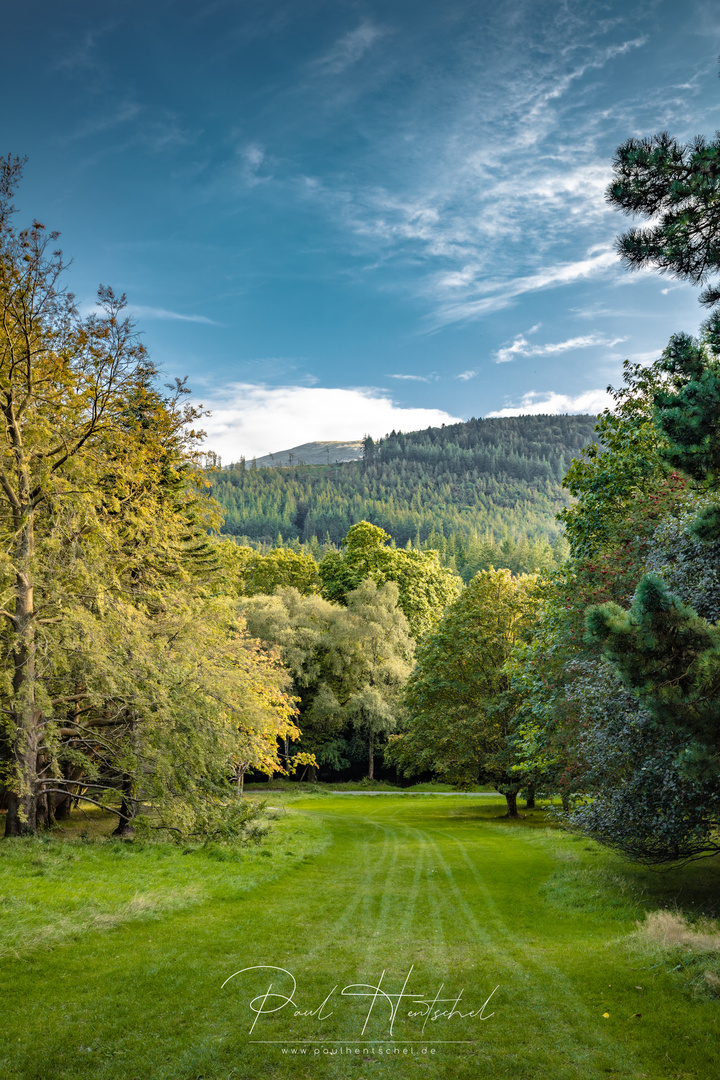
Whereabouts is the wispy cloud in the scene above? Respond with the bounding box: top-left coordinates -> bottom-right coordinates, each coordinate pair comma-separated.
495,331 -> 625,364
623,349 -> 663,364
296,21 -> 651,327
456,370 -> 477,381
130,305 -> 220,325
66,101 -> 141,142
61,100 -> 193,157
388,373 -> 434,382
429,249 -> 620,328
487,388 -> 613,418
139,113 -> 194,154
311,23 -> 387,76
55,22 -> 117,73
199,383 -> 461,461
238,143 -> 272,186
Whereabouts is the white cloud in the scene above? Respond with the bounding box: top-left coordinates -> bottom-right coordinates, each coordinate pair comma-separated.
129,306 -> 219,325
472,163 -> 613,229
199,383 -> 461,461
311,23 -> 386,76
626,349 -> 661,364
238,142 -> 271,186
495,331 -> 625,364
495,336 -> 530,364
487,389 -> 613,418
295,24 -> 652,328
429,249 -> 619,327
388,373 -> 432,382
456,370 -> 477,381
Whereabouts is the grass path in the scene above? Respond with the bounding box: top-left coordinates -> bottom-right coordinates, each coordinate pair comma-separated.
1,795 -> 719,1079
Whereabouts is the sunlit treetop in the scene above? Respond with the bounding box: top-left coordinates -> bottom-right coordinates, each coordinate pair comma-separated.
608,130 -> 720,308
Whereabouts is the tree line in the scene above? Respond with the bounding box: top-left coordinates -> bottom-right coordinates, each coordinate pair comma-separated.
0,158 -> 304,839
208,414 -> 596,554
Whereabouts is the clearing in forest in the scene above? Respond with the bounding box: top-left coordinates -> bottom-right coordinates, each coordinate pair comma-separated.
1,794 -> 719,1079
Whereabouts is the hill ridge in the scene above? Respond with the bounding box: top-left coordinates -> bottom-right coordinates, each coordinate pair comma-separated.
210,414 -> 599,574
253,440 -> 364,467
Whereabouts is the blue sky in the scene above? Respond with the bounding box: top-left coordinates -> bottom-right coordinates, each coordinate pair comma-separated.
3,0 -> 720,459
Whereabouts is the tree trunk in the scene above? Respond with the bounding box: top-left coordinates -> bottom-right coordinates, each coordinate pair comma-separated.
52,791 -> 73,820
5,513 -> 39,837
561,792 -> 570,813
524,783 -> 536,810
112,776 -> 136,837
236,765 -> 246,797
35,779 -> 52,829
504,790 -> 519,818
50,763 -> 84,821
368,731 -> 375,780
112,716 -> 138,837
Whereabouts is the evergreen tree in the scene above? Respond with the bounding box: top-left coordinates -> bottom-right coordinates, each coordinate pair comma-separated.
579,325 -> 720,859
573,153 -> 720,857
208,414 -> 596,555
608,129 -> 720,309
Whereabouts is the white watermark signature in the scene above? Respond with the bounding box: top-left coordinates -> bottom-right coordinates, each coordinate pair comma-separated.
279,1045 -> 437,1056
221,964 -> 498,1041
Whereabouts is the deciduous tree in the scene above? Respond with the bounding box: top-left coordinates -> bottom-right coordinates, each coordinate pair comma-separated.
0,157 -> 165,834
0,158 -> 301,837
242,580 -> 413,779
215,540 -> 321,597
389,568 -> 539,814
319,521 -> 460,638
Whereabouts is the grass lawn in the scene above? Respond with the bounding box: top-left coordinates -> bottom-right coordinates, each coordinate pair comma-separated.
1,794 -> 719,1079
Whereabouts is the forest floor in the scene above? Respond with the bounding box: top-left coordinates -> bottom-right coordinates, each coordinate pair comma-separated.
1,794 -> 719,1079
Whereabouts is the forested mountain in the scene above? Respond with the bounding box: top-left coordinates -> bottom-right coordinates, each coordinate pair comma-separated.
253,440 -> 364,467
210,414 -> 597,575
